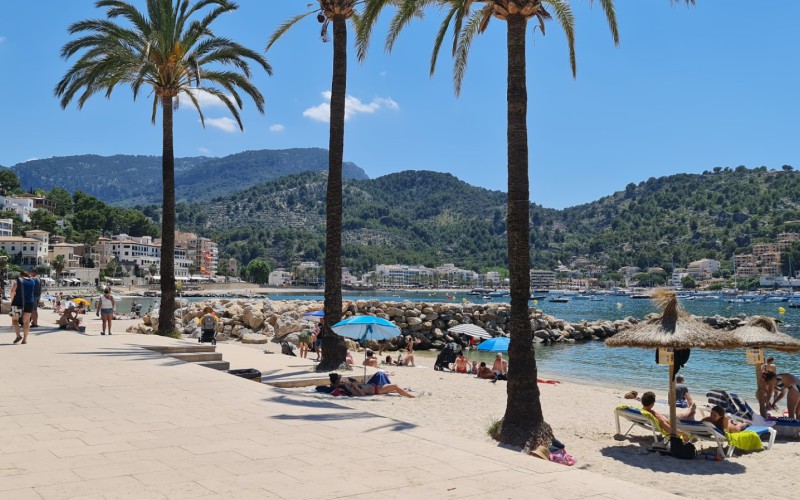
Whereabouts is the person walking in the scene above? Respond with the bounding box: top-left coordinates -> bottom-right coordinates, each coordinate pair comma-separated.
97,288 -> 115,335
29,269 -> 42,327
10,271 -> 36,344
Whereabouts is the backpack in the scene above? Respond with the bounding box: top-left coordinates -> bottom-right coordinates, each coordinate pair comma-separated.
201,314 -> 217,330
669,436 -> 696,460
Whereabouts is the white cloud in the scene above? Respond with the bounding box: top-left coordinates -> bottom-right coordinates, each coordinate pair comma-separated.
269,124 -> 285,133
205,117 -> 238,133
182,88 -> 232,109
379,71 -> 387,77
25,157 -> 38,162
198,147 -> 210,155
303,91 -> 400,123
0,36 -> 6,44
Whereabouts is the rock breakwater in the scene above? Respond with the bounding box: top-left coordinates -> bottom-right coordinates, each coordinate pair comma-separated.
129,299 -> 761,350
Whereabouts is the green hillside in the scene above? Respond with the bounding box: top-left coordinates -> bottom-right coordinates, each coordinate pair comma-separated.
11,148 -> 368,205
173,165 -> 800,276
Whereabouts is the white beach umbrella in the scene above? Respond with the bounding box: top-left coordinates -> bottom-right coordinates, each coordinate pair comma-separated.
447,323 -> 492,339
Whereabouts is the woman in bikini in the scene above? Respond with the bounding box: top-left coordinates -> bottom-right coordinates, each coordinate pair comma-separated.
772,373 -> 800,419
702,405 -> 747,433
328,373 -> 415,398
760,356 -> 778,410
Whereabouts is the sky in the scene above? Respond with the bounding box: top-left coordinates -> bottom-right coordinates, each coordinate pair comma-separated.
0,1 -> 798,209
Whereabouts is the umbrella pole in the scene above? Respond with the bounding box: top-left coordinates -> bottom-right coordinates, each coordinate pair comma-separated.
668,362 -> 677,440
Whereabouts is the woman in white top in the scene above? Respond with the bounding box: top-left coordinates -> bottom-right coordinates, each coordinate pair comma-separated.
97,288 -> 115,335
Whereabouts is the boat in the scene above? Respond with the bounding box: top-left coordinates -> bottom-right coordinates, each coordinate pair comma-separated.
548,297 -> 570,303
630,294 -> 651,299
573,295 -> 593,300
481,295 -> 492,300
530,294 -> 547,300
589,295 -> 603,301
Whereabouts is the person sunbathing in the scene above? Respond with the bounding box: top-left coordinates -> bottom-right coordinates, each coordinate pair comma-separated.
492,353 -> 508,375
362,349 -> 379,368
702,405 -> 747,433
641,391 -> 696,434
328,373 -> 415,398
476,362 -> 496,380
453,353 -> 468,373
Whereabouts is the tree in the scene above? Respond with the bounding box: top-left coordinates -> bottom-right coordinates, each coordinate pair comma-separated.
218,259 -> 230,278
245,258 -> 271,284
105,258 -> 118,278
148,263 -> 158,278
367,0 -> 620,450
188,264 -> 197,280
681,275 -> 697,289
53,255 -> 67,279
48,187 -> 73,216
29,209 -> 59,234
56,0 -> 271,336
268,1 -> 400,371
0,169 -> 20,196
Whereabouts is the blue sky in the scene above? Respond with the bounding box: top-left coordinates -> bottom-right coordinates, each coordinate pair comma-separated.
0,1 -> 797,209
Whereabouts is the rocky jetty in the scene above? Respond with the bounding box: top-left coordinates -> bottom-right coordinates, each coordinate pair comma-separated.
129,299 -> 760,350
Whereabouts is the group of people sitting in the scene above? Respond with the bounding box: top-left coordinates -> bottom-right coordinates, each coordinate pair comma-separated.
452,352 -> 508,382
639,390 -> 747,436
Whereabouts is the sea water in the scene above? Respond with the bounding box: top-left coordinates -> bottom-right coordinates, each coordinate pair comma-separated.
123,291 -> 800,399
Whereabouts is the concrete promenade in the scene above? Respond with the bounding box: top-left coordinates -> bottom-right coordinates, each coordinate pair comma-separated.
0,321 -> 675,499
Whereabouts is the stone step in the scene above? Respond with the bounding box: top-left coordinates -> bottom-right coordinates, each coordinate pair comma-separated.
196,360 -> 230,371
142,345 -> 216,354
170,352 -> 223,363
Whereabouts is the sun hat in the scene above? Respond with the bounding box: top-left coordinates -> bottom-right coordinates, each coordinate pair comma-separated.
530,445 -> 551,461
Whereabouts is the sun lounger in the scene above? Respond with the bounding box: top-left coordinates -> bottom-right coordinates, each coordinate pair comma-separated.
708,389 -> 800,438
614,406 -> 668,443
676,420 -> 776,459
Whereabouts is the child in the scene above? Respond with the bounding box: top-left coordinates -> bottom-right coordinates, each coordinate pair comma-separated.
200,306 -> 218,345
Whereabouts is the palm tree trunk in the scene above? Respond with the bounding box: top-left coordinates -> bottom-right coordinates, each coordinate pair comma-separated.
158,96 -> 177,335
318,15 -> 347,371
498,14 -> 552,450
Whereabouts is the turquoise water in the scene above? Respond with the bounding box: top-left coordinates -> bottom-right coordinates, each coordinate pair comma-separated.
134,291 -> 800,398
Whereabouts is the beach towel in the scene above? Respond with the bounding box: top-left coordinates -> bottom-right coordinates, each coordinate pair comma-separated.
725,430 -> 763,452
615,405 -> 668,435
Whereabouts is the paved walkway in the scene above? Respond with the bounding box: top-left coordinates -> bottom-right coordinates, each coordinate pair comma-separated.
0,324 -> 675,499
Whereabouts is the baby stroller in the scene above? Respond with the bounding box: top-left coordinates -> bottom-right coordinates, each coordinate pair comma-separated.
434,342 -> 460,371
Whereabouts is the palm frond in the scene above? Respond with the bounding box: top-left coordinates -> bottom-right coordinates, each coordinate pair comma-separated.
355,0 -> 396,62
543,0 -> 576,78
452,6 -> 485,96
266,11 -> 316,51
386,0 -> 438,53
592,0 -> 619,46
428,2 -> 458,77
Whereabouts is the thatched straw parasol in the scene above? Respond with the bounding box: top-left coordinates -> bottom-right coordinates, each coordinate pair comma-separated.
733,316 -> 800,353
606,289 -> 744,438
732,316 -> 800,416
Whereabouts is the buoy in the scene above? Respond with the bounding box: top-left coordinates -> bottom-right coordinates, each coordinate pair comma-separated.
616,303 -> 622,308
779,307 -> 786,314
533,300 -> 538,306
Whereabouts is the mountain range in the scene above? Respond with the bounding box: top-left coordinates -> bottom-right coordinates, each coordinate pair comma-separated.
8,148 -> 368,205
172,165 -> 800,275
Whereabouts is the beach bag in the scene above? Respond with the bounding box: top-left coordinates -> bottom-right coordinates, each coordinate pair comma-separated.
201,314 -> 217,330
669,436 -> 696,460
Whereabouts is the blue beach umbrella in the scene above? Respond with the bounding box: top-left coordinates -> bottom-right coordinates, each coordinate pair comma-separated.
332,315 -> 400,343
477,336 -> 510,353
302,310 -> 325,321
332,315 -> 401,378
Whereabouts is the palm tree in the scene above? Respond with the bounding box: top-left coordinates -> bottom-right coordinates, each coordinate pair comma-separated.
267,1 -> 402,371
52,255 -> 66,281
364,0 -> 617,449
368,0 -> 694,449
55,0 -> 270,335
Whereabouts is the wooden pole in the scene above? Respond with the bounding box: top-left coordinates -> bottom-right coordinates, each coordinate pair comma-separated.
668,361 -> 677,438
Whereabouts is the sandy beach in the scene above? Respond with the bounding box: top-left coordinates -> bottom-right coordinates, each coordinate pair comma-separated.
27,306 -> 799,498
282,352 -> 799,498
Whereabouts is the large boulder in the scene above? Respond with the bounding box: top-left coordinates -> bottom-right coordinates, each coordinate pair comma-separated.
243,308 -> 265,330
241,332 -> 268,344
274,318 -> 301,338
